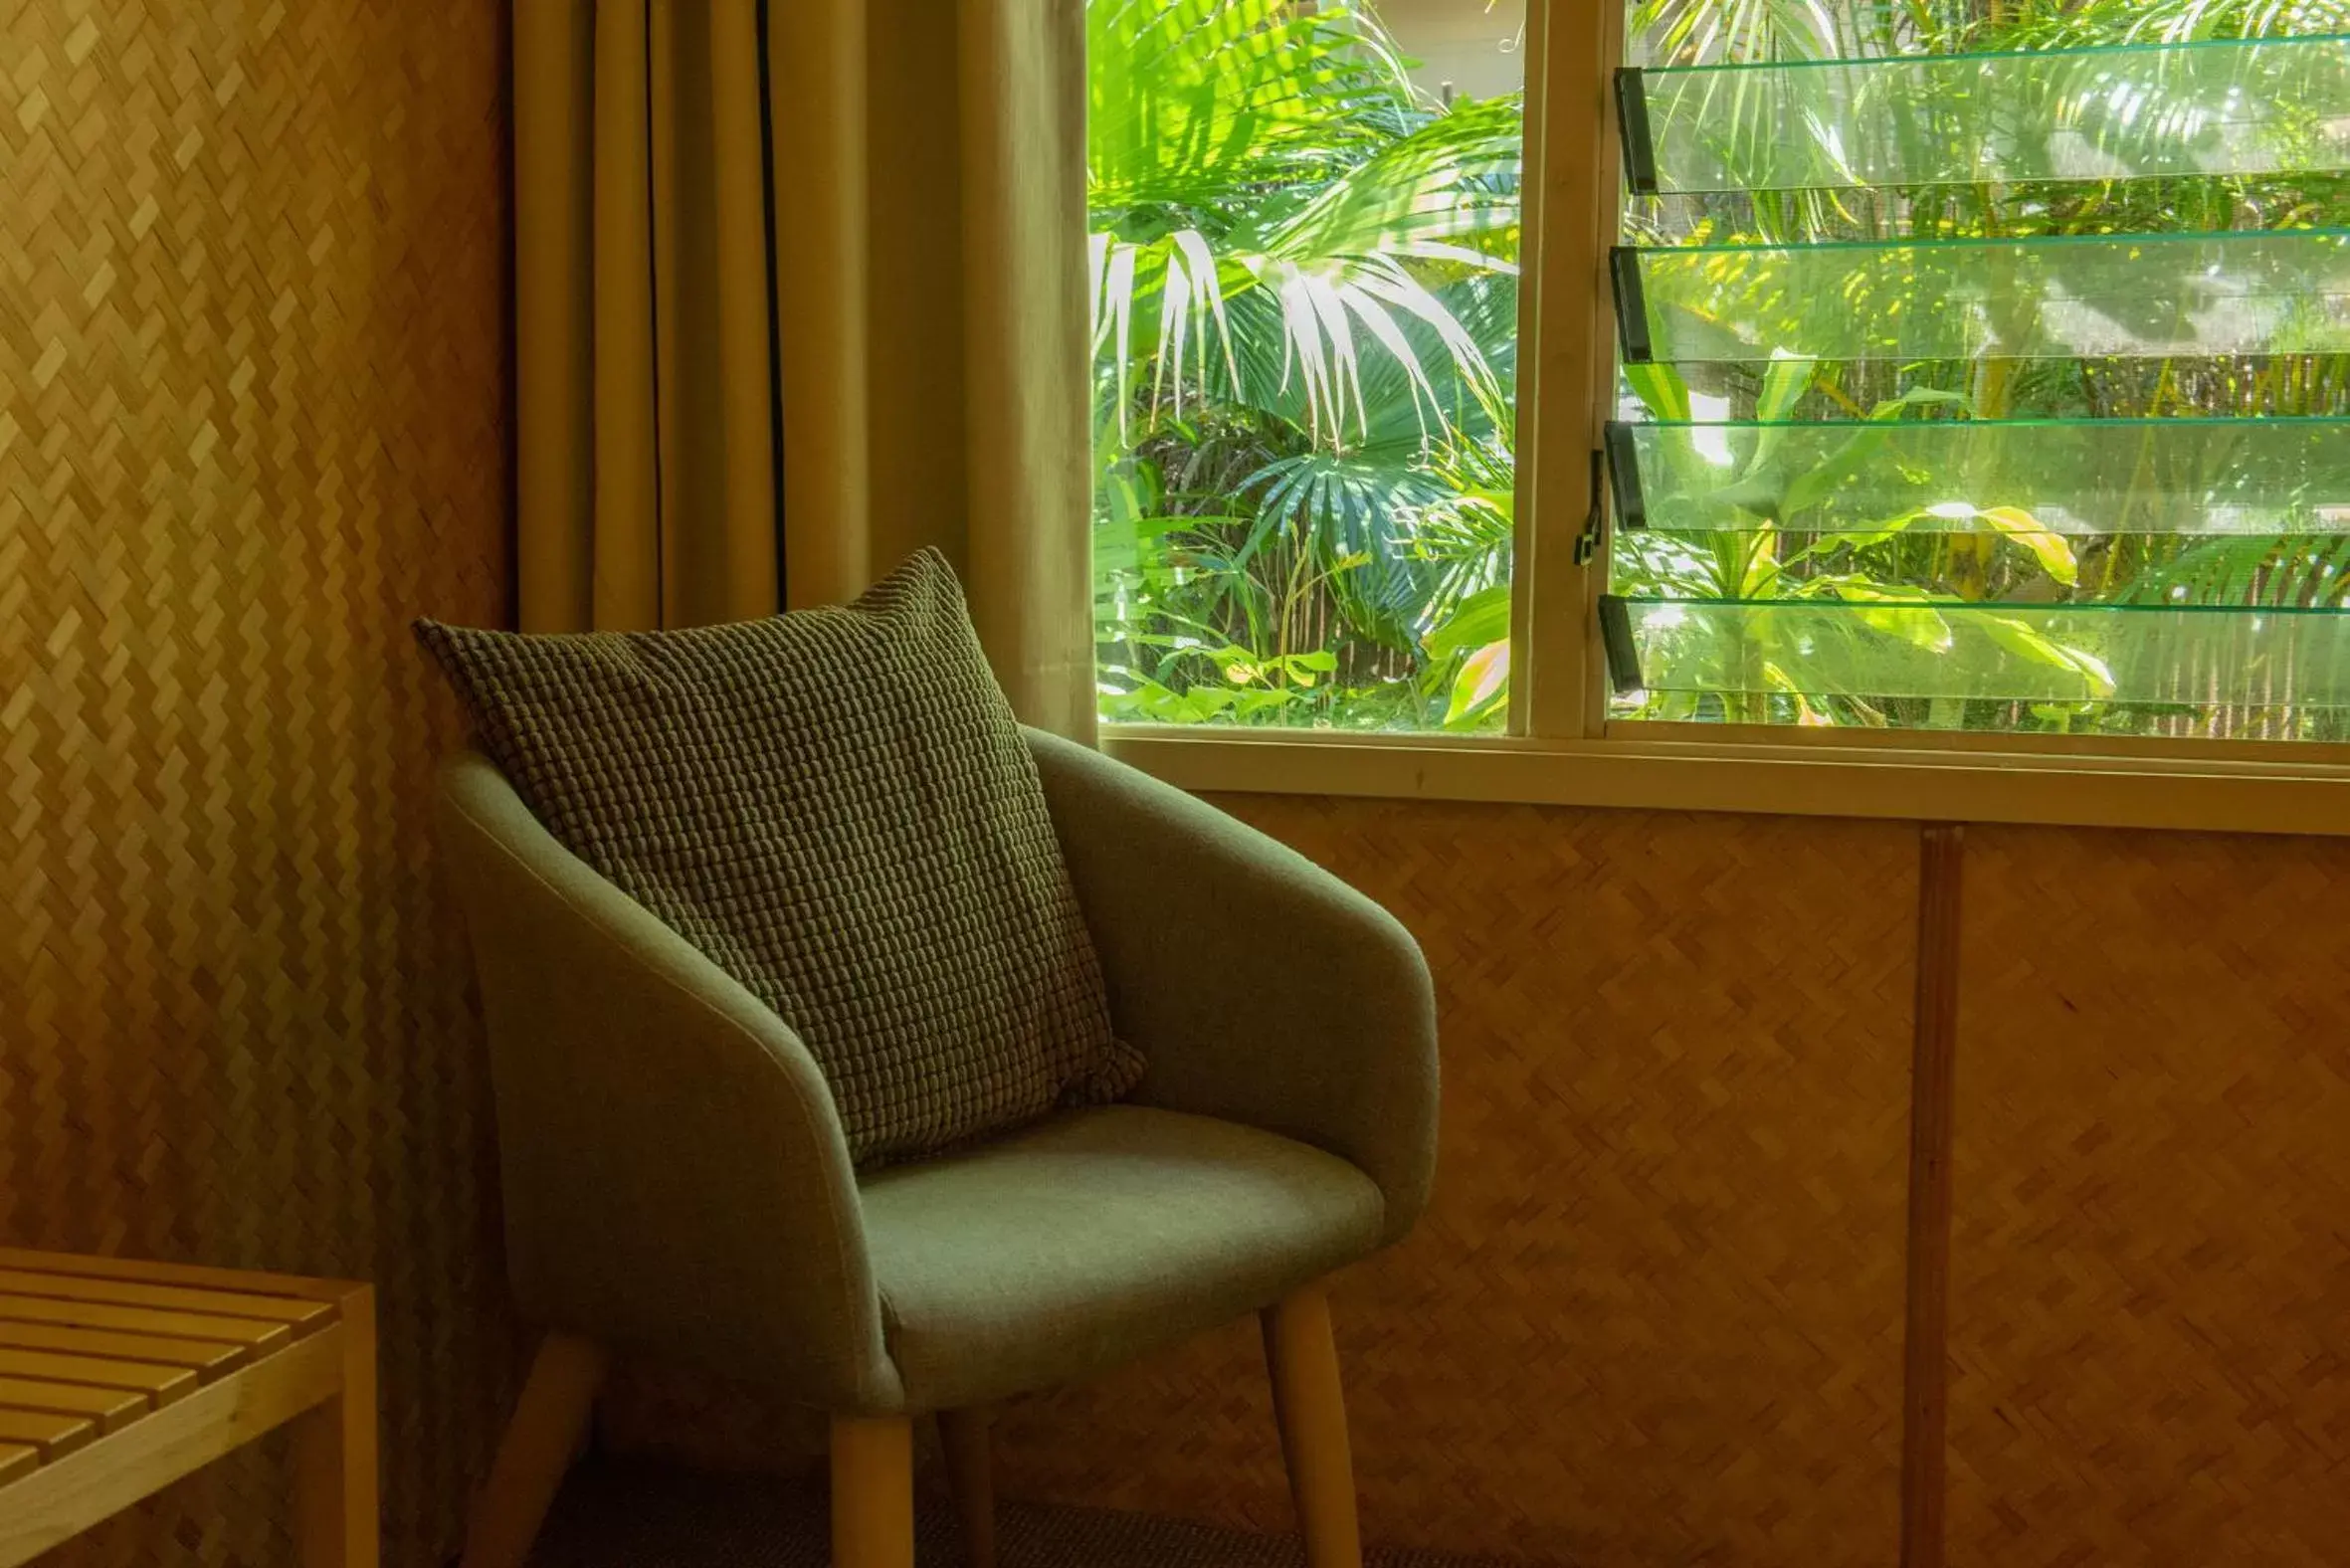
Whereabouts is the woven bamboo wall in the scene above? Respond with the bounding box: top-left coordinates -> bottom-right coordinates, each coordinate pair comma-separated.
0,3 -> 510,1567
995,798 -> 1920,1568
1948,827 -> 2350,1568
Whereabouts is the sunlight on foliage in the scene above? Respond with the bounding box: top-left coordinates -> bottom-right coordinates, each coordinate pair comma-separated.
1090,0 -> 1521,730
1613,0 -> 2350,738
1091,0 -> 2350,738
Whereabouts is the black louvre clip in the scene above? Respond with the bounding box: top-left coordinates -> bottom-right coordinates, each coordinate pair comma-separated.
1615,68 -> 1659,196
1610,247 -> 1653,363
1574,448 -> 1605,565
1603,421 -> 1647,529
1597,594 -> 1644,696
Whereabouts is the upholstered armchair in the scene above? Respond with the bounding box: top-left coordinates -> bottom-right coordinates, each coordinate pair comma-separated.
436,728 -> 1439,1568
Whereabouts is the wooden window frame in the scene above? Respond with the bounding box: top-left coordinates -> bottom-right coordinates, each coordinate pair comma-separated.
1099,0 -> 2350,836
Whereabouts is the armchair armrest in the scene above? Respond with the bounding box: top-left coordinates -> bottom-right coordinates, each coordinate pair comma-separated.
435,754 -> 900,1412
1027,731 -> 1439,1245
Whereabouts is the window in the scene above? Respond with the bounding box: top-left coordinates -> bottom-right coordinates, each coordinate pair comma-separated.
1088,1 -> 2350,831
1603,11 -> 2350,740
1087,0 -> 1528,731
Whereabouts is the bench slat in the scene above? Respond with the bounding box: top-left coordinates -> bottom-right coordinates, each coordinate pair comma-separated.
0,1379 -> 150,1435
0,1408 -> 94,1460
0,1296 -> 292,1350
0,1250 -> 355,1304
0,1321 -> 248,1381
0,1272 -> 332,1330
0,1350 -> 197,1406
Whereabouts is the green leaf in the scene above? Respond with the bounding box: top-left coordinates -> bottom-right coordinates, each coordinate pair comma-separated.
1969,616 -> 2116,696
1425,583 -> 1511,659
1444,640 -> 1510,726
1754,351 -> 1818,423
1622,361 -> 1692,422
1973,504 -> 2079,587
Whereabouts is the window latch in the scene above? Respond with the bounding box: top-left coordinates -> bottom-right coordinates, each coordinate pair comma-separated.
1574,448 -> 1605,566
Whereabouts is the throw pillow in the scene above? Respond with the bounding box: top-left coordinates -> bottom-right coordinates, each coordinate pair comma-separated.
416,548 -> 1142,1166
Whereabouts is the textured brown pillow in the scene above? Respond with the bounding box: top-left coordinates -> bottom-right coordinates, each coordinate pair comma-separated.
416,549 -> 1142,1166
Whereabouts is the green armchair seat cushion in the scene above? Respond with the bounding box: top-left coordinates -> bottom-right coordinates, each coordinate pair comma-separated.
861,1104 -> 1383,1412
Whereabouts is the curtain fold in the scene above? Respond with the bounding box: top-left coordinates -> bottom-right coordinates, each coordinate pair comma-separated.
956,0 -> 1098,743
511,0 -> 1096,742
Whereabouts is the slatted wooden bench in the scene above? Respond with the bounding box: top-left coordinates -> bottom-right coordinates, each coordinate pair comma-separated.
0,1248 -> 375,1568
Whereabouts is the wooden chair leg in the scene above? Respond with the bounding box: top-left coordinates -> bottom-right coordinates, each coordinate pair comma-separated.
1262,1284 -> 1365,1568
460,1333 -> 608,1568
939,1407 -> 997,1568
293,1285 -> 380,1568
831,1415 -> 915,1568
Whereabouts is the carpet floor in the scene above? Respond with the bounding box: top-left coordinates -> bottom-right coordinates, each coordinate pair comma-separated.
533,1457 -> 1501,1568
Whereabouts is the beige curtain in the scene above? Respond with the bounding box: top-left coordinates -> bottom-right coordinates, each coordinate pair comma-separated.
513,0 -> 1097,741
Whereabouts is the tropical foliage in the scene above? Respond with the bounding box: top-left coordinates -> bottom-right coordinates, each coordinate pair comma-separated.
1088,0 -> 2350,737
1088,0 -> 1523,729
1613,0 -> 2350,738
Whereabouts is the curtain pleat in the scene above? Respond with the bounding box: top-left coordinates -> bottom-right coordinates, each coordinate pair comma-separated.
512,0 -> 1094,741
956,0 -> 1096,742
706,0 -> 780,624
768,0 -> 871,612
511,0 -> 594,634
588,0 -> 661,631
650,0 -> 780,628
857,1 -> 968,599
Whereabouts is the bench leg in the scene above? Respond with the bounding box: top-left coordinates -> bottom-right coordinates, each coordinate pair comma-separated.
831,1415 -> 914,1568
294,1286 -> 380,1568
461,1334 -> 607,1568
1263,1283 -> 1364,1568
939,1407 -> 996,1568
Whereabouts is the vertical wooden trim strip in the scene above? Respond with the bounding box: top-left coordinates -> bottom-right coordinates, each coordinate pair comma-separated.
1502,0 -> 1548,739
1516,0 -> 1624,742
1901,823 -> 1965,1568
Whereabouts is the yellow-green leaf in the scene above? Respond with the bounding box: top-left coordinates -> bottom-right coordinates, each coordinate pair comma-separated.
1977,504 -> 2077,587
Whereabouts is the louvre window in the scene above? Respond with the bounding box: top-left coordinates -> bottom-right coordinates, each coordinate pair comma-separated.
1600,25 -> 2350,739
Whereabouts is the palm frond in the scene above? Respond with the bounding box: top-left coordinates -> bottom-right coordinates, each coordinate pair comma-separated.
1087,0 -> 1414,222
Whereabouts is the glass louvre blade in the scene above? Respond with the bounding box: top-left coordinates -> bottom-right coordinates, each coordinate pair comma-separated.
1616,230 -> 2350,362
1613,597 -> 2350,706
1610,417 -> 2350,535
1624,34 -> 2350,195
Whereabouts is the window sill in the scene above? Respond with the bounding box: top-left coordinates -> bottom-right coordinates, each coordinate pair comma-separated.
1100,724 -> 2350,837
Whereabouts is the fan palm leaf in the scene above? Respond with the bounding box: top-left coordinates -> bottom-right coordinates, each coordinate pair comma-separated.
1090,3 -> 1521,450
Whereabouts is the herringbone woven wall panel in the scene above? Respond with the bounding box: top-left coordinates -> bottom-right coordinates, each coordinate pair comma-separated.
993,796 -> 1919,1568
1948,827 -> 2350,1568
0,2 -> 510,1566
